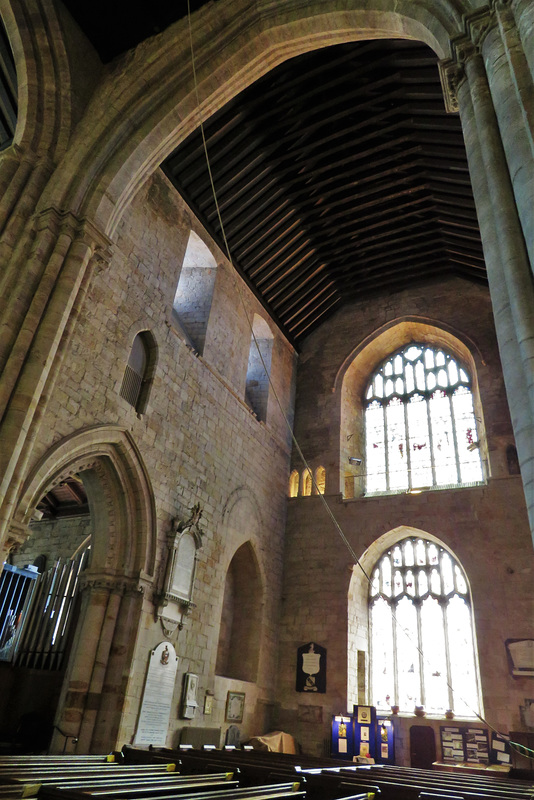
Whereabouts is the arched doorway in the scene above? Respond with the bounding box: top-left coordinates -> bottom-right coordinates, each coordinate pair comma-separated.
6,426 -> 156,753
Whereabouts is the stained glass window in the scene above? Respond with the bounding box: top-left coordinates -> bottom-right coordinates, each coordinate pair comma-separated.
365,345 -> 483,494
369,537 -> 480,717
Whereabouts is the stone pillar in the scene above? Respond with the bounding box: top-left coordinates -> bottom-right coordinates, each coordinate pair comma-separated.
50,580 -> 112,753
443,42 -> 534,536
91,584 -> 146,752
475,6 -> 534,272
0,212 -> 112,543
511,0 -> 534,81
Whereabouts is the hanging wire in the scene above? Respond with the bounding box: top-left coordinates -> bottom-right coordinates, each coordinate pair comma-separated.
184,3 -> 532,760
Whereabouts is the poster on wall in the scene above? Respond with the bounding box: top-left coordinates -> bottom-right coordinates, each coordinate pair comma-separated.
135,641 -> 178,746
296,642 -> 326,693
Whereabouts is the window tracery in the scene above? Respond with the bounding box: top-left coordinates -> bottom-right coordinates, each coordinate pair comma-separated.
369,536 -> 479,717
365,344 -> 483,494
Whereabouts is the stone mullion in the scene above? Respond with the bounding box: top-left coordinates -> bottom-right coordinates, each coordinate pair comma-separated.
478,10 -> 534,272
511,0 -> 534,82
454,55 -> 534,536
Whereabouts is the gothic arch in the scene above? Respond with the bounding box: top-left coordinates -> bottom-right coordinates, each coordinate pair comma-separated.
13,424 -> 156,577
0,0 -> 77,159
338,317 -> 487,495
347,525 -> 478,709
36,0 -> 464,234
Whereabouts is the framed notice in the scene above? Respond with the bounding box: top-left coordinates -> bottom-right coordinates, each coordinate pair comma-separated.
225,691 -> 245,723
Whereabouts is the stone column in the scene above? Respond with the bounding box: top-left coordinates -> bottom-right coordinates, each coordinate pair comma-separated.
511,0 -> 534,82
444,44 -> 534,536
0,212 -> 112,543
50,580 -> 112,753
91,583 -> 146,752
473,6 -> 534,272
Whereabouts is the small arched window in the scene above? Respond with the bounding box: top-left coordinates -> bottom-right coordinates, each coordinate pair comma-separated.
289,470 -> 299,497
173,231 -> 217,354
316,466 -> 326,495
119,331 -> 156,413
302,469 -> 312,497
245,315 -> 274,423
365,344 -> 483,494
369,536 -> 480,717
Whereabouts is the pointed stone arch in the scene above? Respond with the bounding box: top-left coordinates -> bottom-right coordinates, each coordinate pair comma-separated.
347,525 -> 478,712
337,317 -> 488,497
8,425 -> 157,753
36,0 -> 462,231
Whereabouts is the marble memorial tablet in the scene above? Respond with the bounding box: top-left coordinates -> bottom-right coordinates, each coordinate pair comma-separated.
135,641 -> 178,746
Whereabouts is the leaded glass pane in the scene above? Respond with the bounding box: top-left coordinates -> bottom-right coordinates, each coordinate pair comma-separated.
365,401 -> 386,493
405,569 -> 415,596
441,553 -> 454,594
420,597 -> 449,712
395,596 -> 421,710
430,391 -> 457,484
428,544 -> 439,565
416,539 -> 426,566
430,567 -> 441,594
425,349 -> 435,368
436,351 -> 446,367
448,360 -> 459,385
393,569 -> 403,596
371,597 -> 395,710
452,387 -> 483,483
447,595 -> 479,716
455,565 -> 467,594
386,398 -> 408,491
405,345 -> 422,361
381,555 -> 392,597
417,569 -> 428,596
404,540 -> 414,566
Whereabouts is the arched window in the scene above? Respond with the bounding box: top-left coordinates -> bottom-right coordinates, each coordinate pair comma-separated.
173,231 -> 217,355
289,470 -> 299,497
302,469 -> 312,497
369,536 -> 480,717
316,466 -> 326,495
365,344 -> 483,494
0,17 -> 17,150
245,315 -> 273,423
119,331 -> 156,413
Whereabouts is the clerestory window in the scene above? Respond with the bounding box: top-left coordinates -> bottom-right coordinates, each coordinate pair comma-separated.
369,536 -> 480,718
365,344 -> 483,494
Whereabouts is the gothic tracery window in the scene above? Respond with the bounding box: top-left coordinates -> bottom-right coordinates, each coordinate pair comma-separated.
369,537 -> 480,717
365,344 -> 483,494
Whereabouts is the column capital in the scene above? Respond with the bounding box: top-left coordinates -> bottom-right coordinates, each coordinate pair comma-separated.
464,7 -> 498,50
78,570 -> 151,598
33,207 -> 113,267
2,521 -> 29,560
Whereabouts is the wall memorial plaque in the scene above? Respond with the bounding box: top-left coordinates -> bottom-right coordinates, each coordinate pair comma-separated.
296,641 -> 326,693
134,641 -> 178,746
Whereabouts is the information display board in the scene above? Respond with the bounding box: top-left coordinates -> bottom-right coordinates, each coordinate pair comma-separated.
331,714 -> 354,759
353,705 -> 377,760
376,717 -> 395,764
440,726 -> 490,764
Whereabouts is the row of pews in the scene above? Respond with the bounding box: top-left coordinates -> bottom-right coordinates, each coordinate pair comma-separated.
0,746 -> 533,800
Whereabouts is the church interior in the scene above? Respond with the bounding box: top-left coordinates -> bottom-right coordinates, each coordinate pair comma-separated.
1,0 -> 534,781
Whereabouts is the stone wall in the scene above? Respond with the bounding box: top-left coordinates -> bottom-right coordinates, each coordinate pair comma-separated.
278,279 -> 534,758
11,515 -> 92,570
17,169 -> 296,748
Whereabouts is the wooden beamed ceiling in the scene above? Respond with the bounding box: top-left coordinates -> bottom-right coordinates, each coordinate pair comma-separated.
163,39 -> 485,344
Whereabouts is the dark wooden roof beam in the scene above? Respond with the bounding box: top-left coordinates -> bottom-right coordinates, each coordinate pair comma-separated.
253,243 -> 316,285
267,262 -> 327,305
